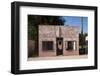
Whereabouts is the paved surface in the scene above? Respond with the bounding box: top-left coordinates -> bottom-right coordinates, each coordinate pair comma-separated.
28,55 -> 88,61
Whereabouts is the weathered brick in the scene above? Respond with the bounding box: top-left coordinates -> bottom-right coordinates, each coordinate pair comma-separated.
38,25 -> 80,57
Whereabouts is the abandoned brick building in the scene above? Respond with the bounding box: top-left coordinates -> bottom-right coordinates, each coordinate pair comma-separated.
38,25 -> 80,57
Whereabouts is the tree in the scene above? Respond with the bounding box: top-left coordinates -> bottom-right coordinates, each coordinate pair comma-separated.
79,33 -> 87,46
28,15 -> 65,40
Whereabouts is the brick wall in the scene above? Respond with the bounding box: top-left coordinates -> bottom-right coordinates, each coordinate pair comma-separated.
38,25 -> 80,57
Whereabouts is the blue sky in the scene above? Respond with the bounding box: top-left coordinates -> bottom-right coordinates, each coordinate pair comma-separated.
62,16 -> 88,33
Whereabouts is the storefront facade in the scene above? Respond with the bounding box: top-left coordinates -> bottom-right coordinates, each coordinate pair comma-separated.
38,25 -> 80,57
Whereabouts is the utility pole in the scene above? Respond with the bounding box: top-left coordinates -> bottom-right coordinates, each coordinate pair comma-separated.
81,17 -> 84,50
81,17 -> 83,35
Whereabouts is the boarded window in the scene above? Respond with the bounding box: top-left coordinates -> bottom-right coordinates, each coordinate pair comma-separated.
42,41 -> 54,51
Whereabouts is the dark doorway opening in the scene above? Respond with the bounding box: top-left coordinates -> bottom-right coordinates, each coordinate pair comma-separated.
56,37 -> 63,56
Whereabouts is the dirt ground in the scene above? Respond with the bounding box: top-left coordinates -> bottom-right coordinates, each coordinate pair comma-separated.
28,55 -> 88,61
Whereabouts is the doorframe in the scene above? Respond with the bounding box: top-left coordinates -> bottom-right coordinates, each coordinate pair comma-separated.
56,37 -> 63,56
